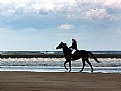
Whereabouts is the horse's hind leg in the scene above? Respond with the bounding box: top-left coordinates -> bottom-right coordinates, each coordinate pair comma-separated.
80,60 -> 85,72
64,60 -> 69,70
86,59 -> 93,73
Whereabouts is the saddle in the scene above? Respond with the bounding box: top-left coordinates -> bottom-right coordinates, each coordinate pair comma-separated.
72,50 -> 79,55
71,50 -> 86,60
71,50 -> 80,60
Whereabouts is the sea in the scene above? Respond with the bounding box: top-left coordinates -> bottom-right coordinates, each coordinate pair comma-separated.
0,51 -> 121,73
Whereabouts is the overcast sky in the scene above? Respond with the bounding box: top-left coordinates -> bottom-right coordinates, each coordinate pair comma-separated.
0,0 -> 121,51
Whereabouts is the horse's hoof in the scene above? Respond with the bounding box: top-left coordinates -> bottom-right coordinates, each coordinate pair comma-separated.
66,68 -> 68,70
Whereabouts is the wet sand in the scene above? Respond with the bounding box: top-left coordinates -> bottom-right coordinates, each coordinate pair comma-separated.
1,72 -> 121,91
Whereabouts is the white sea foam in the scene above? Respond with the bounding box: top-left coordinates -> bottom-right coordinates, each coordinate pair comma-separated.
1,58 -> 121,73
1,58 -> 121,67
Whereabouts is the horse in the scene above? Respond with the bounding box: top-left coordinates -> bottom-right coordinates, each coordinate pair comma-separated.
56,42 -> 100,72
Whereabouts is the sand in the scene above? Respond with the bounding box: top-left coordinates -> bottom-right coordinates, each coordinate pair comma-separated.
1,72 -> 121,91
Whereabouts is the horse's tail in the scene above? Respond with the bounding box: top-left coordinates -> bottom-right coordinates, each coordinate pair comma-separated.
87,51 -> 100,63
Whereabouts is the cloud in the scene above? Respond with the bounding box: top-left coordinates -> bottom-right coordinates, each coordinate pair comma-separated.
103,0 -> 121,9
67,0 -> 121,20
0,0 -> 121,21
81,8 -> 111,20
0,27 -> 13,34
58,24 -> 74,30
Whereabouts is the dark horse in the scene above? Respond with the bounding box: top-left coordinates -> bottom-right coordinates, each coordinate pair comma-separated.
56,42 -> 100,72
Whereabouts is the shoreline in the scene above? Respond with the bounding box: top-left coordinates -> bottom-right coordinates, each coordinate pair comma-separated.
1,66 -> 121,73
1,71 -> 121,91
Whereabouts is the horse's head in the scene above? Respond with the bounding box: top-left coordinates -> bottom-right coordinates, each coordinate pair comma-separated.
56,42 -> 67,49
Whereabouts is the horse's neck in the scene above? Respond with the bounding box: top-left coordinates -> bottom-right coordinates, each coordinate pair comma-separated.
62,46 -> 71,55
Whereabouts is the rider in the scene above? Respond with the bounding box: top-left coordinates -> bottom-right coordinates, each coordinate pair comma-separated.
69,38 -> 78,51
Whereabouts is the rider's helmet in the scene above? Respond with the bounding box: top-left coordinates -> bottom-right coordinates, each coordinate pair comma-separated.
72,38 -> 76,42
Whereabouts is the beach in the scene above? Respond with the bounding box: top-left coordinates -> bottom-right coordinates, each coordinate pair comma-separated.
1,72 -> 121,91
1,51 -> 121,91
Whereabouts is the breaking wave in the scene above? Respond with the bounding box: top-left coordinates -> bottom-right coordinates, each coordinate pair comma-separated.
1,58 -> 121,67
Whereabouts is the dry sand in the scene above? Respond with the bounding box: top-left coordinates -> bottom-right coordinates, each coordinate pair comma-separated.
1,72 -> 121,91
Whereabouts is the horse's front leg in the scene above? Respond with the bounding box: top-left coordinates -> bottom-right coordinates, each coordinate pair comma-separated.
64,60 -> 69,70
69,60 -> 71,72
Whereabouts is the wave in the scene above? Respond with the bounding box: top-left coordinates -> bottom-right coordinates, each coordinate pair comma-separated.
1,58 -> 121,67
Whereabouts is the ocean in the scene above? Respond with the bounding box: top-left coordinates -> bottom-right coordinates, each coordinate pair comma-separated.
1,51 -> 121,55
0,51 -> 121,73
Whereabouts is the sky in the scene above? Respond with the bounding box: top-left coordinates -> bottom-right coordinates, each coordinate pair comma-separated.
0,0 -> 121,51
